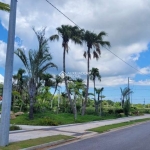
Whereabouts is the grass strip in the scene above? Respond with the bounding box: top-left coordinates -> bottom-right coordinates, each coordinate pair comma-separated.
10,112 -> 118,126
88,118 -> 150,133
0,135 -> 73,150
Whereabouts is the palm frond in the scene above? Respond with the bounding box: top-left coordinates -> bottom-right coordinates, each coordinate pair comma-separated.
98,31 -> 107,39
0,2 -> 10,12
83,51 -> 86,58
50,34 -> 59,41
14,49 -> 30,73
93,51 -> 99,60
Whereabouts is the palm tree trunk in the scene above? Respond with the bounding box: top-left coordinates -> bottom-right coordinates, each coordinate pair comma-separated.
94,80 -> 97,113
28,78 -> 36,119
63,48 -> 74,114
100,92 -> 102,116
82,48 -> 90,116
51,84 -> 58,108
74,94 -> 77,120
52,84 -> 58,99
94,79 -> 96,101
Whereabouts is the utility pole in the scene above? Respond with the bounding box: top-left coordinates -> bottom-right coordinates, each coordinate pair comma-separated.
0,0 -> 17,146
128,77 -> 130,101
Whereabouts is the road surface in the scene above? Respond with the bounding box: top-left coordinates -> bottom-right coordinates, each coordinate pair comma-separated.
50,121 -> 150,150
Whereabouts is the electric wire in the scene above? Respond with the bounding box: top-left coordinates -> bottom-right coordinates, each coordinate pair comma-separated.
45,0 -> 150,77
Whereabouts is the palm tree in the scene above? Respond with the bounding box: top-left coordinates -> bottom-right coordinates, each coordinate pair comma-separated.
52,75 -> 63,97
40,73 -> 54,87
50,75 -> 63,108
15,28 -> 57,119
50,25 -> 83,113
120,87 -> 133,108
13,68 -> 26,93
0,2 -> 10,12
12,68 -> 26,111
82,30 -> 110,115
68,79 -> 85,120
89,67 -> 101,102
95,87 -> 104,115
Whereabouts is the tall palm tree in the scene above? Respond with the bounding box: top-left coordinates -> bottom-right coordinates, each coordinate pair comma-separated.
15,28 -> 57,119
82,31 -> 110,115
50,25 -> 83,113
89,67 -> 101,102
0,2 -> 10,12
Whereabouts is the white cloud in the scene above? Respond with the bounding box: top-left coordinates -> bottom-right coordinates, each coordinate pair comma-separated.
0,0 -> 150,88
0,41 -> 6,67
139,67 -> 150,75
0,74 -> 4,83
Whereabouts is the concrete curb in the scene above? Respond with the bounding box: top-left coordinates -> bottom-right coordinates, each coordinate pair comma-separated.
20,138 -> 77,150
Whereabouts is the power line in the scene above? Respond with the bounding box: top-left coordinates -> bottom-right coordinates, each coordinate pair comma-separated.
45,0 -> 81,29
104,46 -> 149,76
45,0 -> 150,77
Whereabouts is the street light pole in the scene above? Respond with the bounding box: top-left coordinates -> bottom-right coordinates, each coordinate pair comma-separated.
0,0 -> 17,146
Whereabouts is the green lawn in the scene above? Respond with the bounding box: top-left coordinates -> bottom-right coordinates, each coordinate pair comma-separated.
10,112 -> 118,126
88,118 -> 150,133
0,135 -> 73,150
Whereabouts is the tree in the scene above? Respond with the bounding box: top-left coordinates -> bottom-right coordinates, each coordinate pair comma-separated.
12,68 -> 27,111
13,68 -> 26,93
89,67 -> 101,111
68,79 -> 85,120
95,87 -> 104,115
120,87 -> 133,108
0,2 -> 10,12
52,75 -> 63,98
15,28 -> 57,119
82,30 -> 110,115
50,25 -> 83,113
39,73 -> 54,87
51,75 -> 63,108
124,99 -> 130,116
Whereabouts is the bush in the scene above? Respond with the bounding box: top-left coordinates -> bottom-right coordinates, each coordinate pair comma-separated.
108,109 -> 114,114
38,117 -> 60,126
85,107 -> 96,115
144,109 -> 150,114
10,125 -> 21,131
115,108 -> 124,114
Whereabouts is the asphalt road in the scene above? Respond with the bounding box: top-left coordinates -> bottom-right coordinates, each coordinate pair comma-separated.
50,121 -> 150,150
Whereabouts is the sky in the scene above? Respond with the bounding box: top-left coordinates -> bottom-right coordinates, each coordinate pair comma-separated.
0,0 -> 150,104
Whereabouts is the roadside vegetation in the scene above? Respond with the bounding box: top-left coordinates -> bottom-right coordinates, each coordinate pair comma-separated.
0,135 -> 73,150
0,25 -> 149,125
88,118 -> 150,133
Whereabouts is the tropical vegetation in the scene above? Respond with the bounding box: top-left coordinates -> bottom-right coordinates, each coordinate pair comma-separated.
0,22 -> 147,123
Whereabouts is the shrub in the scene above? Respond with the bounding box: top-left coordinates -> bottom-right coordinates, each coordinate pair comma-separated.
115,108 -> 124,114
38,117 -> 60,126
144,109 -> 150,114
85,107 -> 96,115
10,125 -> 21,131
108,109 -> 114,114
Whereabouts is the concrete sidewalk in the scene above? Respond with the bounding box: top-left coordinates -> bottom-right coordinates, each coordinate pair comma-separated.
9,114 -> 150,143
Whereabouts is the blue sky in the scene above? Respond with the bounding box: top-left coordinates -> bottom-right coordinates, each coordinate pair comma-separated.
0,0 -> 150,104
